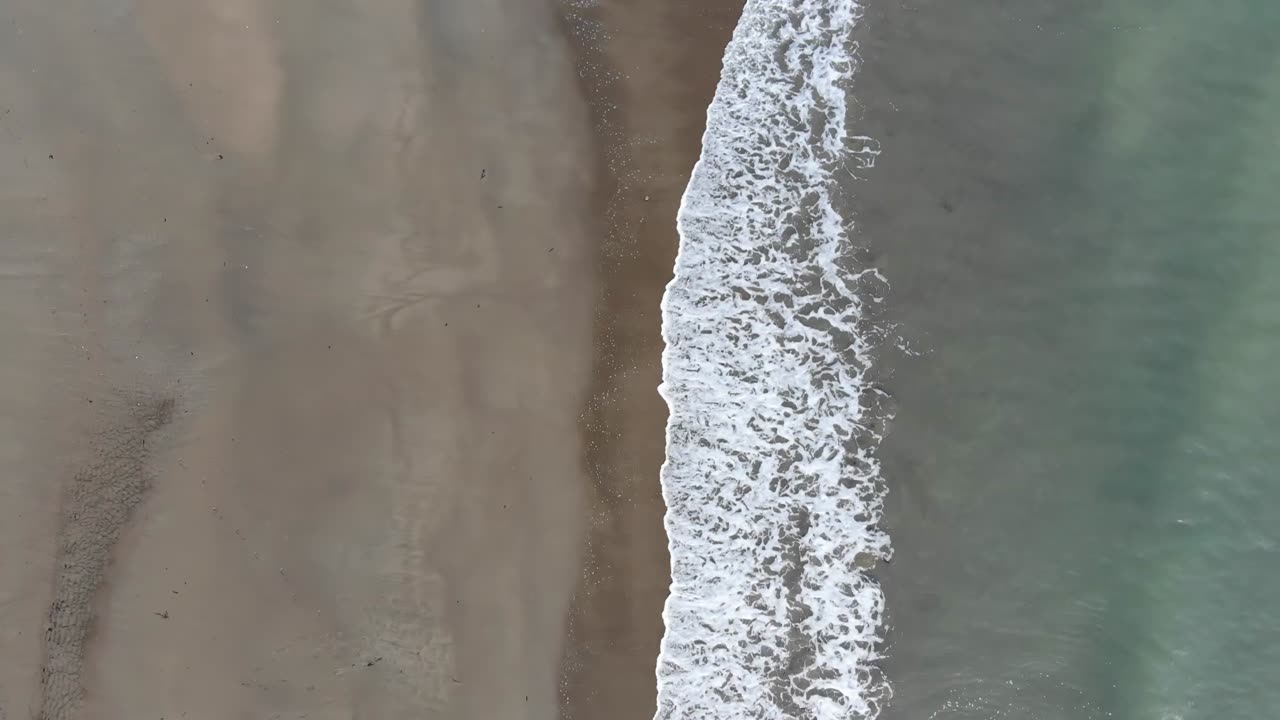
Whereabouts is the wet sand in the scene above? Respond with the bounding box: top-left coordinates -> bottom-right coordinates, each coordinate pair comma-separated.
0,1 -> 738,719
555,3 -> 742,719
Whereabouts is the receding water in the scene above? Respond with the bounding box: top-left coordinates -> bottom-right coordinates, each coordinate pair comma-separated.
853,1 -> 1280,717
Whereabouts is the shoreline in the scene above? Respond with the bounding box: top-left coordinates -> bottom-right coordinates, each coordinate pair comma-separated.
557,2 -> 744,718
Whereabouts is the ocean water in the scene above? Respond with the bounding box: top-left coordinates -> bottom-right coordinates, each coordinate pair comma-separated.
662,0 -> 1280,718
855,0 -> 1280,718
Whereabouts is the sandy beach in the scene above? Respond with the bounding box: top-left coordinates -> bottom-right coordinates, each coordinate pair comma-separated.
555,3 -> 741,719
0,1 -> 738,718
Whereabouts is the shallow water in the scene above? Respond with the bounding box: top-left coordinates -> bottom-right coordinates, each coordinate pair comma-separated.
854,0 -> 1280,717
657,2 -> 891,718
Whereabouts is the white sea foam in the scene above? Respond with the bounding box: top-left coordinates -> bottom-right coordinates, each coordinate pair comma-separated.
655,1 -> 890,718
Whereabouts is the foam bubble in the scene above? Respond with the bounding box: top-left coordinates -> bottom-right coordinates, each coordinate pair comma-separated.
655,1 -> 889,718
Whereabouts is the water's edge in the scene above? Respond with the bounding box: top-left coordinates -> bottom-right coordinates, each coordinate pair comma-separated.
655,1 -> 891,717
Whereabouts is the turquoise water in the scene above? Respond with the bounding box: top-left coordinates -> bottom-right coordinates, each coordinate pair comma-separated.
853,1 -> 1280,717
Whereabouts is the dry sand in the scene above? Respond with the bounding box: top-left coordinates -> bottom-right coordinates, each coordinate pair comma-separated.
0,1 -> 739,719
